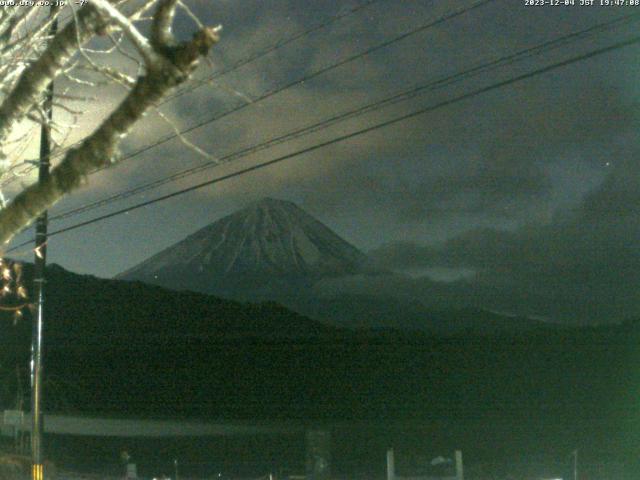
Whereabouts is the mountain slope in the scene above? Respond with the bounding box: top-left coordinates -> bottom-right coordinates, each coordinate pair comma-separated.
117,198 -> 372,298
0,263 -> 338,351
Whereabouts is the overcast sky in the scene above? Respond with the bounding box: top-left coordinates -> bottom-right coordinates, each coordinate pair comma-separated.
6,0 -> 640,324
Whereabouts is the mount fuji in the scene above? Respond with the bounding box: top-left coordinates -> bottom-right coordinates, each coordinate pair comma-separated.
117,197 -> 375,300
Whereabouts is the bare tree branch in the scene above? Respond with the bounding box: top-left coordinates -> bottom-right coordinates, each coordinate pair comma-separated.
0,5 -> 107,152
89,0 -> 158,65
0,1 -> 220,245
151,0 -> 178,49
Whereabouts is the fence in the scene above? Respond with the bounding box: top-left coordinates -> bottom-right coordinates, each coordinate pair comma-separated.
48,462 -> 640,480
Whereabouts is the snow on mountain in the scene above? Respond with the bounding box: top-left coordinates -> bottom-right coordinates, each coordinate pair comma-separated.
117,198 -> 372,297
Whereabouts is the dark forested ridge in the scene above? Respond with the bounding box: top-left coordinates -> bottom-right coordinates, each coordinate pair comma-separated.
0,263 -> 637,463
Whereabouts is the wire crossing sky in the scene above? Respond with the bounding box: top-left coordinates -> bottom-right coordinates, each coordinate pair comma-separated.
46,10 -> 640,223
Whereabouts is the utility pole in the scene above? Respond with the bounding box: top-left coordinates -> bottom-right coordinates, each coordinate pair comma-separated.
573,449 -> 578,480
31,7 -> 57,480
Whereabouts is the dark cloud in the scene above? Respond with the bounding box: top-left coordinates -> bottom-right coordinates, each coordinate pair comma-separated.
368,148 -> 640,323
282,60 -> 639,230
152,1 -> 640,239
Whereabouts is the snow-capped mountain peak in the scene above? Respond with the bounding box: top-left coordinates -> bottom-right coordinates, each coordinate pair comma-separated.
117,198 -> 370,296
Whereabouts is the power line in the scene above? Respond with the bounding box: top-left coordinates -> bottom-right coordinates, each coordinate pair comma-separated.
160,0 -> 383,105
88,0 -> 494,172
0,0 -> 495,188
1,0 -> 382,184
49,10 -> 640,222
8,33 -> 640,253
